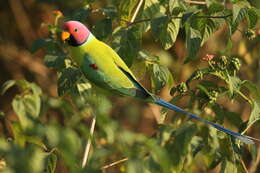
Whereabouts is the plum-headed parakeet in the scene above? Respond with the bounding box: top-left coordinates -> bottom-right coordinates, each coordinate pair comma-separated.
61,20 -> 255,144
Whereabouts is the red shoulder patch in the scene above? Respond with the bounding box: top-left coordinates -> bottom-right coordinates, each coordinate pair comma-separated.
89,64 -> 98,70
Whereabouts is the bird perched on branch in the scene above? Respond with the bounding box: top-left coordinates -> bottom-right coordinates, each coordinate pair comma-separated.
61,20 -> 256,144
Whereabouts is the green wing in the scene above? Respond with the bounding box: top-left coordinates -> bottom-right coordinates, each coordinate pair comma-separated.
100,41 -> 152,99
70,37 -> 151,99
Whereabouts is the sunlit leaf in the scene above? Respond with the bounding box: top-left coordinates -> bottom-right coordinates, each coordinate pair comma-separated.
10,122 -> 26,147
141,0 -> 165,32
11,81 -> 42,129
227,76 -> 241,96
220,159 -> 237,173
111,26 -> 141,66
57,67 -> 82,96
118,0 -> 139,26
207,3 -> 224,14
242,80 -> 260,101
231,1 -> 250,33
247,8 -> 258,28
248,101 -> 260,125
151,16 -> 180,49
44,53 -> 66,70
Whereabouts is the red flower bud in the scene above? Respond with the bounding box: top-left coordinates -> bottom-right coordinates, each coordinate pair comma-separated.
202,54 -> 214,61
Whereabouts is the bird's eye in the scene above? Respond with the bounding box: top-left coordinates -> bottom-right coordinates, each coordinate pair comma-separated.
74,28 -> 78,32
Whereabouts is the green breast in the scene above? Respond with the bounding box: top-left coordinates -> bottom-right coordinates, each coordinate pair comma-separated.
68,37 -> 138,97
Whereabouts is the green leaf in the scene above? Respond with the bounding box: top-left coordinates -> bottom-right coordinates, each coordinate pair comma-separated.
1,80 -> 16,95
130,60 -> 147,81
146,139 -> 171,173
46,153 -> 57,173
247,8 -> 258,28
25,136 -> 48,151
10,122 -> 26,147
30,38 -> 51,53
101,6 -> 118,19
138,50 -> 159,63
212,104 -> 225,124
248,100 -> 260,125
150,64 -> 173,92
118,0 -> 139,26
227,76 -> 241,96
111,26 -> 141,66
181,9 -> 198,26
151,16 -> 180,49
242,80 -> 260,101
127,159 -> 145,173
208,3 -> 224,14
169,0 -> 186,15
220,159 -> 237,173
11,80 -> 42,129
201,18 -> 224,45
168,123 -> 197,171
0,143 -> 46,173
190,136 -> 204,157
57,67 -> 82,96
12,94 -> 41,129
44,53 -> 66,70
232,1 -> 250,24
92,18 -> 112,40
208,152 -> 222,170
231,1 -> 250,33
141,0 -> 166,32
184,26 -> 202,63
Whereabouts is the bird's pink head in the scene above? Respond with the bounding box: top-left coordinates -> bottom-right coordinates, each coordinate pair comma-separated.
61,21 -> 91,46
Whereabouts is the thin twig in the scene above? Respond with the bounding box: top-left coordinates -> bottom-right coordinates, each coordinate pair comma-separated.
242,118 -> 260,135
184,0 -> 207,5
82,115 -> 96,168
130,0 -> 144,23
101,158 -> 129,170
237,90 -> 253,105
240,158 -> 249,173
127,14 -> 232,27
249,146 -> 260,173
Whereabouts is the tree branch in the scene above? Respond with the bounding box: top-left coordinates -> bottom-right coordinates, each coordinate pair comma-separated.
183,0 -> 207,5
101,158 -> 128,170
130,0 -> 144,23
82,115 -> 96,168
127,14 -> 232,27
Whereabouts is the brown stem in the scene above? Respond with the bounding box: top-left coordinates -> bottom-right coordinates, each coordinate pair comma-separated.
127,14 -> 232,27
101,158 -> 128,170
183,0 -> 207,5
130,0 -> 144,23
82,115 -> 96,168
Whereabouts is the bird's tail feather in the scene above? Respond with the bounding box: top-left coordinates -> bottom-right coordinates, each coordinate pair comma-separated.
155,99 -> 254,144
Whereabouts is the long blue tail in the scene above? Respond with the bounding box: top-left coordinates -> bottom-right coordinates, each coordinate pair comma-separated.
155,99 -> 254,144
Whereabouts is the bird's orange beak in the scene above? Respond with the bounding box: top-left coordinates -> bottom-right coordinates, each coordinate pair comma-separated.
61,31 -> 70,41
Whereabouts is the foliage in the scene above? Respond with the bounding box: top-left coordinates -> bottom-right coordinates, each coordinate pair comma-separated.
1,0 -> 260,172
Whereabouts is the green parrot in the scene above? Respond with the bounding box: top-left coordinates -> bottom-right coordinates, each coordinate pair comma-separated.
61,20 -> 254,144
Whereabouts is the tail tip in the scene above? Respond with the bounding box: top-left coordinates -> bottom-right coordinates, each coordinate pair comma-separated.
237,136 -> 255,144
